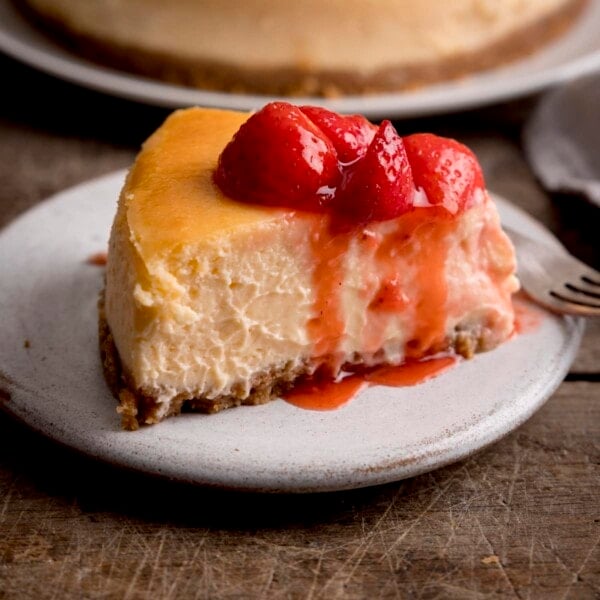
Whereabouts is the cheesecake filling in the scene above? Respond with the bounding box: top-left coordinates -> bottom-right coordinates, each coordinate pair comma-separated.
106,196 -> 517,417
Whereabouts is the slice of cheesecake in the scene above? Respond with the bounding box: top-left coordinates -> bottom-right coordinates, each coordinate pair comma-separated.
100,104 -> 518,429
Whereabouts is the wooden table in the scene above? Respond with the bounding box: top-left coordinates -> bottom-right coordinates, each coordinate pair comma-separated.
1,55 -> 598,599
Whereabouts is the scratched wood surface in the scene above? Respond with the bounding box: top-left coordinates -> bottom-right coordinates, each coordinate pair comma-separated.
0,55 -> 598,599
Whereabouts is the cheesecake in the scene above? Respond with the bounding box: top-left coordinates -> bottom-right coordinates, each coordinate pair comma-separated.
100,103 -> 518,429
21,0 -> 586,96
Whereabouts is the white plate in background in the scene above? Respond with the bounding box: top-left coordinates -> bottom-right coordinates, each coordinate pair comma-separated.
524,73 -> 600,207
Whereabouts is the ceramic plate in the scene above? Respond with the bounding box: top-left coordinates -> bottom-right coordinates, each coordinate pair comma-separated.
524,73 -> 600,207
0,171 -> 584,492
1,0 -> 600,118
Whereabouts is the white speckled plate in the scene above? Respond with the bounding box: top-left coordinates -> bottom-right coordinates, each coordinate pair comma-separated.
0,171 -> 584,492
1,0 -> 600,118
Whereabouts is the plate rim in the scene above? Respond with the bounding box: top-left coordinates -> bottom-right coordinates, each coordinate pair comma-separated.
1,0 -> 600,118
0,170 -> 586,492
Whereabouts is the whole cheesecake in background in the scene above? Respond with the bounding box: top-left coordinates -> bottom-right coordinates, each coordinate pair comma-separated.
20,0 -> 587,96
99,103 -> 519,429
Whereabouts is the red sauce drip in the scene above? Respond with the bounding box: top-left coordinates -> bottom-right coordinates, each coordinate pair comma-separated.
306,207 -> 457,381
87,251 -> 108,266
306,219 -> 351,365
283,356 -> 457,411
371,209 -> 456,359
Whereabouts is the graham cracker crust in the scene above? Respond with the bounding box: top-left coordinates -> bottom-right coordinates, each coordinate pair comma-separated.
19,0 -> 587,96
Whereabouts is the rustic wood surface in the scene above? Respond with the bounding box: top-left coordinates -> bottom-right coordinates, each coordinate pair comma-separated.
0,55 -> 598,599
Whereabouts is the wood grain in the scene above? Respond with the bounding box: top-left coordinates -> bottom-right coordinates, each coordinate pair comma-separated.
0,383 -> 598,599
0,54 -> 598,599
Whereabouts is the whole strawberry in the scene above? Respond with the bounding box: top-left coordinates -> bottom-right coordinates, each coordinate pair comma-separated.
215,102 -> 340,212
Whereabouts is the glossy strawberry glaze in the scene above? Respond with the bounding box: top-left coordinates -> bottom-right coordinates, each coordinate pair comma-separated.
283,356 -> 457,411
371,208 -> 456,360
283,375 -> 368,411
307,207 -> 457,367
306,220 -> 351,362
364,356 -> 457,386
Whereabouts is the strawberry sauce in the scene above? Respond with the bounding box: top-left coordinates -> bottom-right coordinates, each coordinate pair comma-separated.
305,207 -> 457,369
283,374 -> 368,411
372,209 -> 456,359
306,221 -> 351,361
87,251 -> 108,266
283,356 -> 457,411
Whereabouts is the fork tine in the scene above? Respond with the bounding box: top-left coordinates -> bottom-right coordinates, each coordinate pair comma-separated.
582,274 -> 600,286
519,280 -> 600,316
550,290 -> 600,313
504,223 -> 600,317
533,293 -> 600,316
565,282 -> 600,300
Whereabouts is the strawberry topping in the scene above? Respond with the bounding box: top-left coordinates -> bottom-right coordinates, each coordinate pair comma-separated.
403,133 -> 485,214
213,102 -> 484,222
299,106 -> 377,164
214,102 -> 340,212
337,120 -> 414,222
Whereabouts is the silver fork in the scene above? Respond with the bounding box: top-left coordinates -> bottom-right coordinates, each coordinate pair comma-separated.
504,225 -> 600,317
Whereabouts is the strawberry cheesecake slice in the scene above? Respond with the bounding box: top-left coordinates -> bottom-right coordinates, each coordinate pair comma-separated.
100,103 -> 518,429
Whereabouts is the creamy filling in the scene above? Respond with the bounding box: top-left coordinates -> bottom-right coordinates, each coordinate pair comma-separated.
105,197 -> 518,411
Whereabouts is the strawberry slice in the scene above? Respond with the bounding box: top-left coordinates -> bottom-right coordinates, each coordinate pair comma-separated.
403,133 -> 485,214
300,106 -> 377,164
215,102 -> 340,212
337,120 -> 415,222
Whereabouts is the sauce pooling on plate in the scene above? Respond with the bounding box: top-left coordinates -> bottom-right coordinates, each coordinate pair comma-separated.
283,356 -> 457,411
